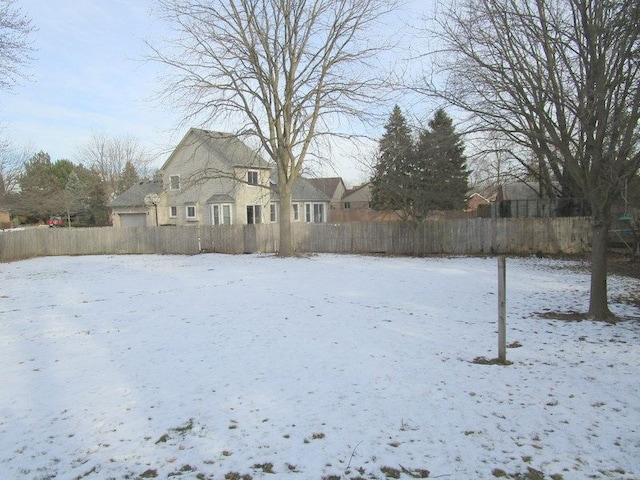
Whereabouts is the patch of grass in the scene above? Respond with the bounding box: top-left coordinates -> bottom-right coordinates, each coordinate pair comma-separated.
381,466 -> 401,478
303,432 -> 326,443
251,463 -> 274,474
155,418 -> 196,444
139,469 -> 158,478
155,434 -> 170,444
221,450 -> 233,457
397,465 -> 430,478
223,473 -> 252,480
473,356 -> 513,366
492,468 -> 508,477
171,418 -> 194,434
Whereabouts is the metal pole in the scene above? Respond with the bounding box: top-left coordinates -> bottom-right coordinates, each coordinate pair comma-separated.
498,255 -> 507,363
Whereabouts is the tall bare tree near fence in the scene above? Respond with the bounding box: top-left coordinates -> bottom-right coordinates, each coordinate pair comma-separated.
147,0 -> 399,257
417,0 -> 640,320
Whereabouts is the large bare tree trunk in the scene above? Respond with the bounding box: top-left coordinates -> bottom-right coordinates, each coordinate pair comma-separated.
278,181 -> 294,257
589,201 -> 612,320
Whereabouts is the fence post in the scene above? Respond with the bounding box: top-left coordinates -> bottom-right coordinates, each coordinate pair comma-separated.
498,255 -> 507,363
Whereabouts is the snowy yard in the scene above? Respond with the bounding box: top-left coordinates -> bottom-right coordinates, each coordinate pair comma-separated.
1,253 -> 639,480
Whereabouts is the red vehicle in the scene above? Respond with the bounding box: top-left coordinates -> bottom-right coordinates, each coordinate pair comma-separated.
47,216 -> 64,227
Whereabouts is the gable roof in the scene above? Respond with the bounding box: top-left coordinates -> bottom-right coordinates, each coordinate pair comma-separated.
110,180 -> 163,208
270,175 -> 330,203
160,128 -> 272,172
343,183 -> 372,202
307,177 -> 345,199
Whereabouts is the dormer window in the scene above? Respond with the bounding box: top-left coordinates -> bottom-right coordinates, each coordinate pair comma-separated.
170,175 -> 181,190
247,170 -> 259,185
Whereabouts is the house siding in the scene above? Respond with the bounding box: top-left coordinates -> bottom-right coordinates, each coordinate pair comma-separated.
111,129 -> 330,227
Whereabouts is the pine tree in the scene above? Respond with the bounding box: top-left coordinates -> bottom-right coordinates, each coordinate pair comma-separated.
371,105 -> 415,219
117,161 -> 140,195
414,109 -> 469,212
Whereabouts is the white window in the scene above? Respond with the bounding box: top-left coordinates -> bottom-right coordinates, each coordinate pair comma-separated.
246,205 -> 262,224
247,170 -> 259,185
186,205 -> 197,220
212,204 -> 232,225
292,203 -> 300,221
270,204 -> 278,222
169,206 -> 177,218
305,203 -> 325,223
170,175 -> 180,190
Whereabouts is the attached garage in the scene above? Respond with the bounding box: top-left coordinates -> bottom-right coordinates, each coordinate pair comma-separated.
119,213 -> 148,228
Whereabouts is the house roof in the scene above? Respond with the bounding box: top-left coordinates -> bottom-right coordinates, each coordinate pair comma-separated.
206,193 -> 235,203
499,182 -> 542,201
307,177 -> 345,199
270,175 -> 330,202
343,183 -> 372,202
110,180 -> 163,208
160,128 -> 273,172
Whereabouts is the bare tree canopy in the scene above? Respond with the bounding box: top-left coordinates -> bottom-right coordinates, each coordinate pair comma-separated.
0,0 -> 34,91
148,0 -> 399,256
76,131 -> 152,200
418,0 -> 640,320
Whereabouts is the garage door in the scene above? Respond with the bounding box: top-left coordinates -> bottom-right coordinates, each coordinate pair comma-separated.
119,213 -> 147,228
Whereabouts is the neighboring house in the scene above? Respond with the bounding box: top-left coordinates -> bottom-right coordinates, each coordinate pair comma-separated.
111,129 -> 329,227
331,183 -> 396,222
467,192 -> 492,211
307,177 -> 346,222
110,179 -> 163,227
492,181 -> 589,218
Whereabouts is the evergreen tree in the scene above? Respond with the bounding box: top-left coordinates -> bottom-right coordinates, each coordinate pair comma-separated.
371,105 -> 415,219
117,160 -> 140,195
414,109 -> 469,212
372,107 -> 470,220
17,152 -> 66,220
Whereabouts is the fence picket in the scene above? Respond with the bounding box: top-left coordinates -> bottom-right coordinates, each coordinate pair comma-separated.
0,218 -> 591,262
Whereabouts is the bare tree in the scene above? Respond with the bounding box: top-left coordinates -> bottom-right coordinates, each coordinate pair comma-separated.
417,0 -> 640,320
148,0 -> 399,256
76,131 -> 152,199
0,143 -> 29,201
0,0 -> 34,91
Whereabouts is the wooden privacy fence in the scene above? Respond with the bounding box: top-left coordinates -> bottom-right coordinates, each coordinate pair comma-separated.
0,217 -> 591,262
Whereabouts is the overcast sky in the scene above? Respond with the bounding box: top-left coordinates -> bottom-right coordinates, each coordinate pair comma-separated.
1,0 -> 432,184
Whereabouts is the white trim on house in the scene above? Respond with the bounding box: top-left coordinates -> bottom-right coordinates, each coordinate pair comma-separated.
305,203 -> 325,223
246,204 -> 262,224
186,204 -> 197,221
211,203 -> 233,225
247,170 -> 259,186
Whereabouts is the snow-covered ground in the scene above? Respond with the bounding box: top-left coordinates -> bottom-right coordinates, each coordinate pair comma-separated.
1,254 -> 639,480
